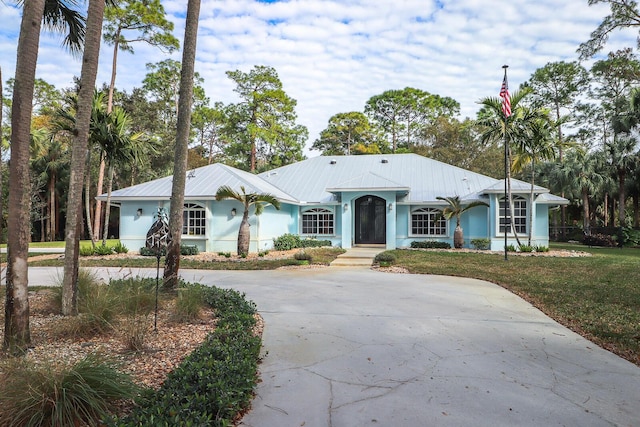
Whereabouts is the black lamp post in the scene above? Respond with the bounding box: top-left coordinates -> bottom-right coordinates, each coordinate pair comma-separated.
145,208 -> 172,331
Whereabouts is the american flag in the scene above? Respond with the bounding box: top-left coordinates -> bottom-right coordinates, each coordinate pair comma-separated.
499,74 -> 511,118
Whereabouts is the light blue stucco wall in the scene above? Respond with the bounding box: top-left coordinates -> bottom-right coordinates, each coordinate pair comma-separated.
340,191 -> 397,249
116,193 -> 552,253
488,194 -> 550,250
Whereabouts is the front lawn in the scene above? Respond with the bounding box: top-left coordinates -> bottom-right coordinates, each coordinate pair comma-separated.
387,243 -> 640,366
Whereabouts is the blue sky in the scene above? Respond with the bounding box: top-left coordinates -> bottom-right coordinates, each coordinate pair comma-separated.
0,0 -> 636,152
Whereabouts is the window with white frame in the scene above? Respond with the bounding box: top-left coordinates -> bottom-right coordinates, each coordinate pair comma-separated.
182,203 -> 206,236
411,208 -> 447,236
302,208 -> 334,235
499,196 -> 527,234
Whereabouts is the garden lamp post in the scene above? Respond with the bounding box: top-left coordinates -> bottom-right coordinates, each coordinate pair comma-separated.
145,208 -> 172,331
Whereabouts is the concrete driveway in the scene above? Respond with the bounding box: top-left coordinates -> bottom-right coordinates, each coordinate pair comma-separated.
29,266 -> 640,426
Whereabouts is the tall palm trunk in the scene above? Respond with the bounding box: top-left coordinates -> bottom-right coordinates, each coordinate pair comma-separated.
62,0 -> 106,316
505,145 -> 523,247
164,0 -> 201,289
238,207 -> 251,255
4,0 -> 46,352
102,163 -> 115,246
84,149 -> 96,249
582,187 -> 591,235
527,158 -> 535,247
93,151 -> 106,241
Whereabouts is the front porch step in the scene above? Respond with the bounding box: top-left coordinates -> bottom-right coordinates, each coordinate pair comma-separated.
330,247 -> 384,267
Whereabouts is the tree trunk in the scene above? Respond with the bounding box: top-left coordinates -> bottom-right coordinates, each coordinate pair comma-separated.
528,159 -> 535,247
84,149 -> 96,249
618,170 -> 626,227
164,0 -> 201,289
49,173 -> 56,241
633,190 -> 639,228
453,225 -> 463,249
238,209 -> 251,255
102,164 -> 114,246
93,151 -> 105,241
62,0 -> 106,316
0,66 -> 3,245
4,0 -> 45,352
582,187 -> 591,236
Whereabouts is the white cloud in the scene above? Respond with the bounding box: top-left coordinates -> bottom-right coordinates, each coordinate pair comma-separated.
1,0 -> 638,154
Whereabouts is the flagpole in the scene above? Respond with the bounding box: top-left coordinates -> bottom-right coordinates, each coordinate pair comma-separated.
502,65 -> 509,261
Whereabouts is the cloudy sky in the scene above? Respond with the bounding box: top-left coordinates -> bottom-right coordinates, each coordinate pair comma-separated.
0,0 -> 637,153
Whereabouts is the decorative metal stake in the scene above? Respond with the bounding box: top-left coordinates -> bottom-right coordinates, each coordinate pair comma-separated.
145,208 -> 172,332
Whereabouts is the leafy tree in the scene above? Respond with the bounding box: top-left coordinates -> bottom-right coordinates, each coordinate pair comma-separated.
512,109 -> 558,245
5,0 -> 86,351
578,0 -> 640,59
62,0 -> 107,316
526,61 -> 588,160
365,87 -> 459,152
164,0 -> 201,289
215,186 -> 281,256
224,65 -> 307,172
94,0 -> 179,240
436,196 -> 488,249
477,87 -> 534,247
191,102 -> 227,164
312,111 -> 381,155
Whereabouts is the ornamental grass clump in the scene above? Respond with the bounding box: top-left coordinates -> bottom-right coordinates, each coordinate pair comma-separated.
0,355 -> 140,427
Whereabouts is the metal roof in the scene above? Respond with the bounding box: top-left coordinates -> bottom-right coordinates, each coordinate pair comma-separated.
99,163 -> 296,203
100,153 -> 566,205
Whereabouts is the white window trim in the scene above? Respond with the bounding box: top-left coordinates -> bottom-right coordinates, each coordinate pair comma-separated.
300,207 -> 335,236
182,202 -> 207,237
409,207 -> 449,237
496,195 -> 528,236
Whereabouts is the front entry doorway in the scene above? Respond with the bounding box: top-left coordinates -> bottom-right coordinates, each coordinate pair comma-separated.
354,195 -> 386,245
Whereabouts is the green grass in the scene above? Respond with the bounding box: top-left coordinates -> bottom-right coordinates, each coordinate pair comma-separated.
0,239 -> 121,249
389,243 -> 640,366
28,247 -> 346,269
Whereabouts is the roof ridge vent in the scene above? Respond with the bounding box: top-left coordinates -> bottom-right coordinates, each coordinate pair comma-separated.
330,159 -> 337,164
381,158 -> 388,164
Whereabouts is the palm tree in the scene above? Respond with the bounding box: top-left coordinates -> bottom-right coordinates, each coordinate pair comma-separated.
95,106 -> 146,246
5,0 -> 86,352
215,186 -> 281,255
436,196 -> 488,249
512,110 -> 559,245
62,0 -> 107,316
477,88 -> 534,247
163,0 -> 201,289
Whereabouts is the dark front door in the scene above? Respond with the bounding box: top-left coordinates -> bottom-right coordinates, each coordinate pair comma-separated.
355,196 -> 386,245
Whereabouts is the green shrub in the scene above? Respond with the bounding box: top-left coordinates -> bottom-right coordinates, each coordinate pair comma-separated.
470,238 -> 490,250
534,245 -> 549,253
79,245 -> 95,256
0,355 -> 140,427
583,233 -> 617,247
258,250 -> 269,257
622,227 -> 640,246
94,244 -> 114,256
294,250 -> 313,261
118,286 -> 259,426
519,244 -> 534,253
139,245 -> 200,256
273,233 -> 301,250
113,241 -> 129,254
300,238 -> 332,248
374,251 -> 396,264
505,244 -> 517,252
180,245 -> 199,255
410,240 -> 451,249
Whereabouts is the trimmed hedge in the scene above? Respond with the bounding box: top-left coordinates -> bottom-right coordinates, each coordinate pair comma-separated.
139,244 -> 200,257
273,233 -> 331,250
410,240 -> 451,249
115,286 -> 260,426
583,233 -> 617,247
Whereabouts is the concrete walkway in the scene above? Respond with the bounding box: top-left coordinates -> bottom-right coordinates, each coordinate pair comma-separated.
25,266 -> 640,426
330,246 -> 384,267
